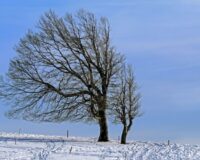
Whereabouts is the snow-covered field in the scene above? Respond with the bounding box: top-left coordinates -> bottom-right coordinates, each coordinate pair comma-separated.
0,132 -> 200,160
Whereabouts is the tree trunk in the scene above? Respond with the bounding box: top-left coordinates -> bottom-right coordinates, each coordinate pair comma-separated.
121,126 -> 128,144
98,110 -> 109,142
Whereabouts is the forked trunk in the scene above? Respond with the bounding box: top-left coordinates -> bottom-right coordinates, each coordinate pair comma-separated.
121,126 -> 128,144
98,110 -> 109,142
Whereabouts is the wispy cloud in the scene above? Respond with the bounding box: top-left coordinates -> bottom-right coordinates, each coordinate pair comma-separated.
181,0 -> 200,5
113,38 -> 200,57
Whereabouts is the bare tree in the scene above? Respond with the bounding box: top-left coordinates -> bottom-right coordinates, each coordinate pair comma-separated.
112,65 -> 140,144
0,10 -> 124,142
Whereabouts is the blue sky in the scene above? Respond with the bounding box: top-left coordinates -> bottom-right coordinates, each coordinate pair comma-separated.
1,0 -> 200,144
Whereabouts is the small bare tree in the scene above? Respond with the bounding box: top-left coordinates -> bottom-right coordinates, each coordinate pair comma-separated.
112,65 -> 140,144
0,10 -> 124,142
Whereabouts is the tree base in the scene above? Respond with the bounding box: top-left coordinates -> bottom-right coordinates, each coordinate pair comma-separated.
98,136 -> 109,142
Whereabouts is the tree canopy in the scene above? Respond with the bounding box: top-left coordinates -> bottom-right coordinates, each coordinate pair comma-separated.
0,10 -> 140,142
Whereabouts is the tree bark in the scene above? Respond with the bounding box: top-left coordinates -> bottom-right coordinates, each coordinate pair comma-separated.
121,126 -> 128,144
98,110 -> 109,142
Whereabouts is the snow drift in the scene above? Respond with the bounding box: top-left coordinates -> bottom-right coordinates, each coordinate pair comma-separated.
0,132 -> 199,160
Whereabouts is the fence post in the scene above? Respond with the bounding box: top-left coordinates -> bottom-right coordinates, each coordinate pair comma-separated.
168,140 -> 170,146
67,130 -> 69,138
19,128 -> 21,135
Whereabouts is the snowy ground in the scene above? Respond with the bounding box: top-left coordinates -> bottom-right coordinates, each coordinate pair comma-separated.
0,132 -> 200,160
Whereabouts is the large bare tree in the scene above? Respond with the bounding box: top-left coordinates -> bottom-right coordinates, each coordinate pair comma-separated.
112,65 -> 140,144
0,10 -> 124,142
